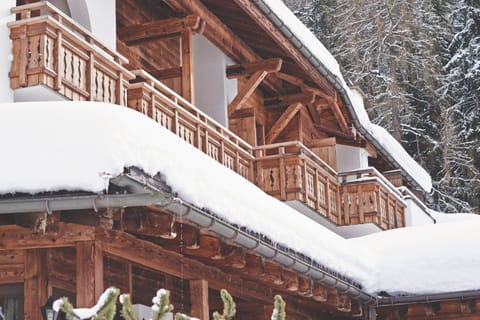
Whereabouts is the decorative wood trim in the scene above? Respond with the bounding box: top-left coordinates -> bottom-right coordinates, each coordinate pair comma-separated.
118,15 -> 202,45
265,103 -> 302,144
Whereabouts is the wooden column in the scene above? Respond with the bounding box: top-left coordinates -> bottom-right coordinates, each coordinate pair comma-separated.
189,279 -> 209,320
24,249 -> 48,320
76,241 -> 104,307
181,29 -> 195,103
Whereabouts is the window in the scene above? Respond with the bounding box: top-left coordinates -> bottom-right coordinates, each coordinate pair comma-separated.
0,284 -> 23,320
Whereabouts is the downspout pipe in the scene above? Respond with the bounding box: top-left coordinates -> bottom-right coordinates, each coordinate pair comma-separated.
251,0 -> 426,194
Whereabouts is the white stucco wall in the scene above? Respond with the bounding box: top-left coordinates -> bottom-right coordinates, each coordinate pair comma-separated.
336,144 -> 369,172
404,197 -> 435,226
193,34 -> 237,127
0,0 -> 15,103
67,0 -> 116,50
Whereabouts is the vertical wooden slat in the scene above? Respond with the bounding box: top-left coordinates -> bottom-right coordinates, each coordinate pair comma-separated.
279,147 -> 286,200
189,279 -> 209,320
24,249 -> 48,320
181,29 -> 194,103
76,241 -> 98,308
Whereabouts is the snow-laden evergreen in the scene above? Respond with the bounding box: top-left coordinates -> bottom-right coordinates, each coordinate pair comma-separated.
292,0 -> 480,214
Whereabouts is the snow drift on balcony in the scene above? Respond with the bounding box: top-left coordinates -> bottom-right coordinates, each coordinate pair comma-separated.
0,102 -> 478,295
258,0 -> 432,193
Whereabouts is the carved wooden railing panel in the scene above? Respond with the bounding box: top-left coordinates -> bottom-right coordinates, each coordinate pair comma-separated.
254,142 -> 341,224
128,70 -> 254,181
9,2 -> 133,105
339,168 -> 406,230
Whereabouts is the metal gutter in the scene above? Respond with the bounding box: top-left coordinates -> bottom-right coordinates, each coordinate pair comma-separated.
0,169 -> 377,306
378,289 -> 480,307
251,0 -> 427,194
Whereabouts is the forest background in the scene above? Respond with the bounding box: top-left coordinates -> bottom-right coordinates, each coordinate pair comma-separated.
284,0 -> 480,214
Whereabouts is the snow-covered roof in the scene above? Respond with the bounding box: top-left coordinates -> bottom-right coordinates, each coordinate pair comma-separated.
255,0 -> 432,193
0,102 -> 477,296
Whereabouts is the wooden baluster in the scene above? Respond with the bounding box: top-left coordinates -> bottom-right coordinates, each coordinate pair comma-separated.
358,184 -> 364,224
54,30 -> 62,90
173,109 -> 179,135
279,147 -> 287,201
18,27 -> 28,87
326,177 -> 331,220
87,51 -> 95,101
220,141 -> 225,165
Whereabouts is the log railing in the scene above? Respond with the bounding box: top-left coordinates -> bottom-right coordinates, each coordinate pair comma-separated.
339,168 -> 406,230
254,141 -> 341,224
9,1 -> 133,105
128,70 -> 254,181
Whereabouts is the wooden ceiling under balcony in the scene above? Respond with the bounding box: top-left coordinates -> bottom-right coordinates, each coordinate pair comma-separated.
116,0 -> 355,142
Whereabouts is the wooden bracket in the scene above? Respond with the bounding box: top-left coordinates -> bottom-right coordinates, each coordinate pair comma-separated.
228,70 -> 268,116
265,102 -> 302,144
118,15 -> 203,45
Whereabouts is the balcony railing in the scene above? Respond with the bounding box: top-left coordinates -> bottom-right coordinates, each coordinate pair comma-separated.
128,70 -> 254,181
339,168 -> 406,230
254,141 -> 341,224
9,2 -> 133,105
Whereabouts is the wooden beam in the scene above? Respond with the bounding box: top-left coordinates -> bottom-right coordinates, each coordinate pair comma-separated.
76,241 -> 103,307
331,93 -> 349,133
277,72 -> 333,102
181,28 -> 195,103
0,223 -> 96,250
314,123 -> 354,140
151,66 -> 182,80
162,0 -> 283,95
123,207 -> 177,239
118,15 -> 202,45
226,58 -> 282,78
99,230 -> 275,304
265,103 -> 302,144
233,0 -> 338,96
24,249 -> 47,320
264,92 -> 315,109
190,279 -> 209,320
307,137 -> 336,149
228,70 -> 268,116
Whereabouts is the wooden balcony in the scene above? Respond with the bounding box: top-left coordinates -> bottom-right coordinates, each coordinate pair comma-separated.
339,168 -> 406,230
254,142 -> 341,224
128,70 -> 254,181
9,2 -> 133,105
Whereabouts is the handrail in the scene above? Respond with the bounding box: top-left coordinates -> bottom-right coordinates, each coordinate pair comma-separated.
398,186 -> 436,223
254,141 -> 337,177
338,167 -> 405,203
132,69 -> 253,154
10,1 -> 128,65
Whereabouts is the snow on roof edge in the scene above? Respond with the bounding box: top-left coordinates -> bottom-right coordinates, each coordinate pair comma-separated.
256,0 -> 432,193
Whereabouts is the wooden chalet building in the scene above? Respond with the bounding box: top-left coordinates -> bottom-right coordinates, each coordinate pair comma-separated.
0,0 -> 478,319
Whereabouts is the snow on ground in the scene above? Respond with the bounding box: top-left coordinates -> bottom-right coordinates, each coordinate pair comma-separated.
259,1 -> 432,193
0,102 -> 478,296
428,209 -> 480,223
